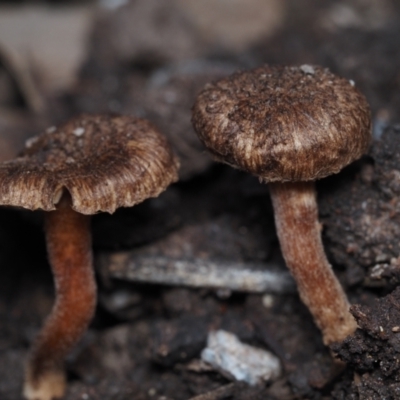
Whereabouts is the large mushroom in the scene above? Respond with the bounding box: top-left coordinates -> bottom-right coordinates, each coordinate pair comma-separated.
192,64 -> 371,346
0,114 -> 179,400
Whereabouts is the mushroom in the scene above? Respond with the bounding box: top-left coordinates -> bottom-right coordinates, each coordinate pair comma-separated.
0,114 -> 179,400
192,65 -> 371,345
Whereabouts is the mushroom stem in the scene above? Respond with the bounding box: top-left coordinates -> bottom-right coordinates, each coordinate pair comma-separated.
23,194 -> 97,400
268,181 -> 357,345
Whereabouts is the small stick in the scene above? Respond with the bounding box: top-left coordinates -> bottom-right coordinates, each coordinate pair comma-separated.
101,253 -> 295,294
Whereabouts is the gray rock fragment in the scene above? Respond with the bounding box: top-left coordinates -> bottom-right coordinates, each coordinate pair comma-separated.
201,330 -> 281,386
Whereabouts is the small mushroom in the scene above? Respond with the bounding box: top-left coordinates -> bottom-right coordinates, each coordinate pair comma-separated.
0,114 -> 179,400
192,65 -> 371,345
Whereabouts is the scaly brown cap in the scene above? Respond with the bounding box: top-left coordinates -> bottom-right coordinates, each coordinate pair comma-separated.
0,114 -> 179,214
192,64 -> 371,182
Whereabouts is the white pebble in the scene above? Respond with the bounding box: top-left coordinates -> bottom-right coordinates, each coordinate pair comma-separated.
73,127 -> 85,137
300,64 -> 315,75
262,294 -> 274,308
201,330 -> 281,385
25,136 -> 39,148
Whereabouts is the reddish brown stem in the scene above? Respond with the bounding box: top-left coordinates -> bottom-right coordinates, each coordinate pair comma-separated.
24,194 -> 96,400
269,181 -> 357,345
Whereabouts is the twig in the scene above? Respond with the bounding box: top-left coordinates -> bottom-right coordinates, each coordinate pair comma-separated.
100,253 -> 295,294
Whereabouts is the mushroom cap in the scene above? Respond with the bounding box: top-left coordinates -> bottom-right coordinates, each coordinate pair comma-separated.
192,64 -> 371,182
0,114 -> 179,214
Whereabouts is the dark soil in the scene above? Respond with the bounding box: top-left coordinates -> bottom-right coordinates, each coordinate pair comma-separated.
332,287 -> 400,399
320,125 -> 400,284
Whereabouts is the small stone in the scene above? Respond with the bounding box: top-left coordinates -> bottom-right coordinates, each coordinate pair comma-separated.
201,330 -> 281,385
262,294 -> 274,308
370,263 -> 388,279
73,127 -> 85,137
25,136 -> 39,148
300,64 -> 315,75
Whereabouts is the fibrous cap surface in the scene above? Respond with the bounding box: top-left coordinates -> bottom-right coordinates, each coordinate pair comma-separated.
192,64 -> 371,182
0,114 -> 179,214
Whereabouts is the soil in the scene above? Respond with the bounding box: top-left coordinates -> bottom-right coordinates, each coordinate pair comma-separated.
1,0 -> 400,399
